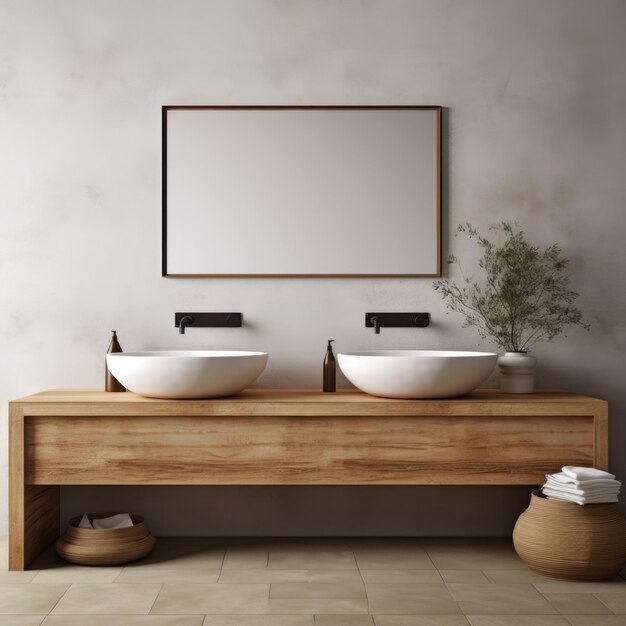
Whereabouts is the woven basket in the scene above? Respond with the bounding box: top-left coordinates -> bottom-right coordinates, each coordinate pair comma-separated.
513,489 -> 626,581
56,513 -> 155,566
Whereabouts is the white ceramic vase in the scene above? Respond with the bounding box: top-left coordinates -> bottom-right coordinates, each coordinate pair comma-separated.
498,351 -> 536,394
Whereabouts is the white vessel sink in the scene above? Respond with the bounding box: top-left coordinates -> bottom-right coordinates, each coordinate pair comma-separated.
106,351 -> 268,399
338,350 -> 497,399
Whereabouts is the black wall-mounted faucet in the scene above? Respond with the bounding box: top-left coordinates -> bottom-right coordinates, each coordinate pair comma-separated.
175,312 -> 243,334
365,312 -> 430,334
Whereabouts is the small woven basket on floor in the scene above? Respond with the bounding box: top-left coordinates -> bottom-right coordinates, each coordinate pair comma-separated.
513,489 -> 626,581
56,513 -> 155,566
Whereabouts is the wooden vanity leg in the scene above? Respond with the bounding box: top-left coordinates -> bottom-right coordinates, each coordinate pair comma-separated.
593,402 -> 609,472
9,406 -> 60,570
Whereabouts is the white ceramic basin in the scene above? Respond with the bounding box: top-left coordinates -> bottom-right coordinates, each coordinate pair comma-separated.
338,350 -> 497,399
106,351 -> 268,399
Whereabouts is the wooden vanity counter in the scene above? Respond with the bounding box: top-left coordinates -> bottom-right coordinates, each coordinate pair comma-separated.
9,388 -> 607,569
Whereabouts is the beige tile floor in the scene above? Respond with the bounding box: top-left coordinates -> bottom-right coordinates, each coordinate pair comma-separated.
0,536 -> 625,625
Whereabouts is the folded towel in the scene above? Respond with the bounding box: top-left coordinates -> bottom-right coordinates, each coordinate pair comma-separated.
542,487 -> 619,505
93,513 -> 134,529
544,478 -> 620,496
561,466 -> 616,481
543,494 -> 619,505
546,472 -> 621,489
542,467 -> 621,506
544,487 -> 620,500
77,513 -> 134,530
78,514 -> 93,529
543,494 -> 618,506
544,482 -> 620,496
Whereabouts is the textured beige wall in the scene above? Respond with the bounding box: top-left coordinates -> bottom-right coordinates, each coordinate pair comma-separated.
1,0 -> 625,535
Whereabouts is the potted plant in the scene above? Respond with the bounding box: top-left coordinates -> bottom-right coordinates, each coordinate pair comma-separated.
433,222 -> 589,393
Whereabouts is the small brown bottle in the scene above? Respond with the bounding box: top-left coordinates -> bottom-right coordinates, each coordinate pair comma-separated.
323,339 -> 336,392
105,330 -> 126,392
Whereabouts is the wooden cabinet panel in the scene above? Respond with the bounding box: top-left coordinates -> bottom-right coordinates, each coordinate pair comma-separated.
25,414 -> 594,485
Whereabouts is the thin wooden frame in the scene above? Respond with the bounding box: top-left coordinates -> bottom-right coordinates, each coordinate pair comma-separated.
162,105 -> 442,278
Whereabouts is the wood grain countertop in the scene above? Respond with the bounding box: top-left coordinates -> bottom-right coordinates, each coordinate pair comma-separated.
10,388 -> 606,417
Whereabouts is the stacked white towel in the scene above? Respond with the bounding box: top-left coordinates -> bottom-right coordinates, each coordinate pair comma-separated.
542,466 -> 621,505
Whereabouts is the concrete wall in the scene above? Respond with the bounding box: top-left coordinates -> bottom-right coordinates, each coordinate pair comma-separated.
2,0 -> 625,536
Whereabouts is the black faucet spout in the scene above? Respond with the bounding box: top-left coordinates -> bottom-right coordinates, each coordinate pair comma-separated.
371,316 -> 380,334
179,315 -> 194,334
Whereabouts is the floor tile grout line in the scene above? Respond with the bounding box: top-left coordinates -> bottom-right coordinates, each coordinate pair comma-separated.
146,582 -> 163,615
42,581 -> 72,617
538,590 -> 563,616
371,615 -> 469,625
478,568 -> 494,584
592,591 -> 618,615
111,565 -> 124,583
441,579 -> 464,616
216,546 -> 227,583
351,547 -> 371,614
422,542 -> 439,572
